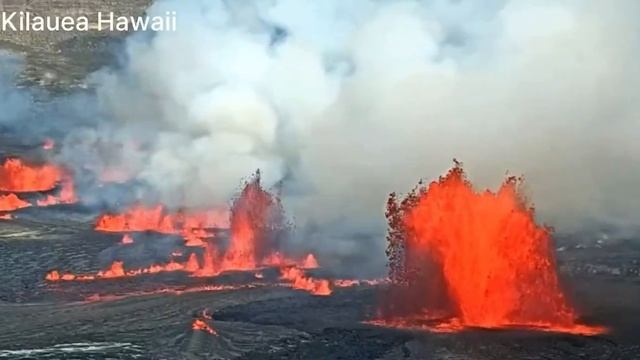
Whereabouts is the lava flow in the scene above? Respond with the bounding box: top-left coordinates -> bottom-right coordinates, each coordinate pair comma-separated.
280,265 -> 332,296
47,172 -> 323,284
0,193 -> 31,212
0,158 -> 62,192
192,319 -> 218,335
374,162 -> 605,335
95,203 -> 228,237
36,176 -> 78,206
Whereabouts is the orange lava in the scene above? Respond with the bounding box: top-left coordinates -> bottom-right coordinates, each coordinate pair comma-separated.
81,284 -> 264,303
0,213 -> 13,220
280,266 -> 332,296
46,259 -> 198,281
36,176 -> 78,207
302,253 -> 319,269
0,158 -> 62,192
0,193 -> 31,212
192,319 -> 218,335
45,270 -> 61,281
47,172 -> 323,284
95,204 -> 228,237
375,162 -> 605,335
192,242 -> 221,277
120,234 -> 134,245
222,172 -> 283,271
261,252 -> 319,269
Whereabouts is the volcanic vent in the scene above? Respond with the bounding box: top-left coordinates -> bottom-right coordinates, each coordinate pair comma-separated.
373,162 -> 604,335
44,171 -> 330,295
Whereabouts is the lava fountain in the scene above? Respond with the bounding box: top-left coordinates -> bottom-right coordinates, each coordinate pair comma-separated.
47,171 -> 320,286
374,162 -> 605,335
0,158 -> 62,192
222,170 -> 286,270
0,193 -> 31,212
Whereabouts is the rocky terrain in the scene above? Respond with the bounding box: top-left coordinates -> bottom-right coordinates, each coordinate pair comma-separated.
0,0 -> 151,88
0,186 -> 638,359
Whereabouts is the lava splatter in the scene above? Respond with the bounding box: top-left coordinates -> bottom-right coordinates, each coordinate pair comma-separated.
375,162 -> 605,335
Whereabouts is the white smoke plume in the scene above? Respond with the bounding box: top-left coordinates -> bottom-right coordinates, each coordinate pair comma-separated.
87,0 -> 639,265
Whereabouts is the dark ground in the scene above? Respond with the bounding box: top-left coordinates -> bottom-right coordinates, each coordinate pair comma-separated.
0,198 -> 638,359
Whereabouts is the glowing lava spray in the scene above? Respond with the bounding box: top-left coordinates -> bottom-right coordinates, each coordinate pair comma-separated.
377,162 -> 604,334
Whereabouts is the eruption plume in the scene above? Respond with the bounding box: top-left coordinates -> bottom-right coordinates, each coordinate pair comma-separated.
375,163 -> 605,335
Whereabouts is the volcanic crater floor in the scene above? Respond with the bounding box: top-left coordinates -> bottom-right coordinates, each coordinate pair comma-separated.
0,206 -> 639,359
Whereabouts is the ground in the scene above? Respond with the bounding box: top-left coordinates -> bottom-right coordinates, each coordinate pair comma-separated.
0,201 -> 638,359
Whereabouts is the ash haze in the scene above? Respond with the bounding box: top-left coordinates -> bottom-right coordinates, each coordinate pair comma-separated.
6,1 -> 640,269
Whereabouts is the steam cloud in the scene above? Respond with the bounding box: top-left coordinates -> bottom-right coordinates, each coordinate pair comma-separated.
4,1 -> 640,269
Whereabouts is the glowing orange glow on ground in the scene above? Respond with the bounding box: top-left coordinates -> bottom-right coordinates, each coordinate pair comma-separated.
36,176 -> 78,207
95,204 -> 228,236
47,172 -> 323,286
192,243 -> 221,277
81,284 -> 264,303
0,158 -> 62,192
221,174 -> 277,271
192,319 -> 218,335
280,266 -> 332,296
0,193 -> 31,212
375,162 -> 605,335
120,234 -> 134,245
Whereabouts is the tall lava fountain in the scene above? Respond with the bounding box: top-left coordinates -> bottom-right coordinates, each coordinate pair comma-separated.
376,162 -> 604,335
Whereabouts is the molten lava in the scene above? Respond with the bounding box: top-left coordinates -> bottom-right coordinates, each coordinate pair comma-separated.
192,319 -> 218,335
95,204 -> 228,236
47,171 -> 323,287
36,176 -> 78,207
0,193 -> 31,212
280,266 -> 332,296
222,172 -> 286,270
120,234 -> 134,245
377,162 -> 604,335
0,158 -> 62,192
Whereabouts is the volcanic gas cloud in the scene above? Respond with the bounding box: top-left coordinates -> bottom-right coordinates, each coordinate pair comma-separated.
375,162 -> 604,335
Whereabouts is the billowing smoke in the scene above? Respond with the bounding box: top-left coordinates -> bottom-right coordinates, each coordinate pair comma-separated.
5,1 -> 640,272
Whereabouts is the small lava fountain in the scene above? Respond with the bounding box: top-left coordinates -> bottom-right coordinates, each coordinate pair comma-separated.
0,157 -> 78,218
45,171 -> 328,295
0,158 -> 62,192
372,161 -> 605,335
